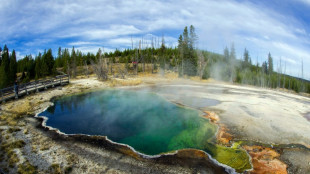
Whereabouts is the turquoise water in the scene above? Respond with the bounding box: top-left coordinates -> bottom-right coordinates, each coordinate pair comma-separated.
40,90 -> 216,155
39,89 -> 251,171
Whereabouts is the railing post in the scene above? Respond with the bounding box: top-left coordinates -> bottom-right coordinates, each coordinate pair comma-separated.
25,85 -> 28,95
52,79 -> 55,88
15,88 -> 18,99
60,77 -> 62,86
44,80 -> 47,90
35,81 -> 39,92
1,89 -> 4,103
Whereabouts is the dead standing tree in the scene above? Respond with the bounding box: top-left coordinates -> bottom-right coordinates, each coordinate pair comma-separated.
114,55 -> 127,79
91,58 -> 108,81
135,45 -> 139,75
84,60 -> 89,78
71,47 -> 77,78
91,49 -> 108,81
116,64 -> 127,79
197,51 -> 209,80
151,37 -> 154,74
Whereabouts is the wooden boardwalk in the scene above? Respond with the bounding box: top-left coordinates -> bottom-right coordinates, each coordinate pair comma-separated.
0,74 -> 69,104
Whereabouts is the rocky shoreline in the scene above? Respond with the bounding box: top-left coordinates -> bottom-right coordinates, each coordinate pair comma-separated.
0,74 -> 309,173
0,76 -> 230,174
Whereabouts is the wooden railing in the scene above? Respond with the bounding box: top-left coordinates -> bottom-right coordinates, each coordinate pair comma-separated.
0,74 -> 69,103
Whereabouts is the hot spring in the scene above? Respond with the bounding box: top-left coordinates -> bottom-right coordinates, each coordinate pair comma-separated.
38,89 -> 251,172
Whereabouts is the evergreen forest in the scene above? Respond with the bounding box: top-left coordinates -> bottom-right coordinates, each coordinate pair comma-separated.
0,25 -> 309,94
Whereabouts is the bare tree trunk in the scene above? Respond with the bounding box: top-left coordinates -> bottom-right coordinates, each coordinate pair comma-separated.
117,64 -> 127,79
283,62 -> 286,89
66,60 -> 71,77
135,47 -> 138,75
197,51 -> 209,80
110,59 -> 113,75
141,38 -> 145,73
90,58 -> 108,81
72,57 -> 76,78
131,36 -> 133,50
84,60 -> 89,78
151,37 -> 154,74
181,58 -> 184,77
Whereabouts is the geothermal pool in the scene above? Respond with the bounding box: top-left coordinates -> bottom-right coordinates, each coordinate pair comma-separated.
39,89 -> 251,172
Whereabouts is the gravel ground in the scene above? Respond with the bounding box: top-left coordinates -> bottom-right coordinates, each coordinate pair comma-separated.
0,75 -> 309,173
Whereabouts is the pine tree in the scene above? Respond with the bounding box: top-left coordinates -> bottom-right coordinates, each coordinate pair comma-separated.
35,53 -> 42,79
46,49 -> 54,75
224,47 -> 229,60
9,49 -> 17,83
188,25 -> 198,76
0,46 -> 2,65
189,25 -> 198,50
179,25 -> 198,76
55,47 -> 62,68
243,48 -> 251,70
63,48 -> 70,75
160,35 -> 166,71
0,45 -> 10,88
40,50 -> 49,77
243,48 -> 249,63
183,26 -> 189,60
230,43 -> 236,60
178,35 -> 184,76
268,53 -> 273,74
71,47 -> 77,77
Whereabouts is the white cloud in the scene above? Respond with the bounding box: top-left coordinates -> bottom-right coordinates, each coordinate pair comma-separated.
298,0 -> 310,6
0,0 -> 310,79
272,42 -> 310,61
281,56 -> 297,65
15,51 -> 25,60
74,46 -> 114,54
68,41 -> 101,46
24,39 -> 52,47
107,35 -> 177,48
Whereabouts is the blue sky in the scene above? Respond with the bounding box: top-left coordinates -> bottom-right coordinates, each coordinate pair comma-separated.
0,0 -> 309,80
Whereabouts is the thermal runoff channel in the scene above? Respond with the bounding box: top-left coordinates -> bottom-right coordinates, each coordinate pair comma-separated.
39,90 -> 251,172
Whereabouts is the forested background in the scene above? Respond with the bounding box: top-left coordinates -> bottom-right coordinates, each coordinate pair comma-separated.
0,25 -> 309,93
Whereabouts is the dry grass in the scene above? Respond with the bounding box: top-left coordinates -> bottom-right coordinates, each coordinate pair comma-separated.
109,78 -> 142,87
0,100 -> 33,127
0,140 -> 25,168
1,140 -> 26,152
31,133 -> 51,152
23,128 -> 28,134
164,72 -> 179,80
49,163 -> 62,174
39,143 -> 50,151
66,154 -> 78,165
0,114 -> 27,127
64,165 -> 73,174
17,160 -> 38,174
8,151 -> 19,168
31,145 -> 37,153
136,72 -> 158,78
7,127 -> 21,134
188,76 -> 218,83
6,118 -> 18,126
0,115 -> 16,126
189,76 -> 201,81
6,100 -> 32,116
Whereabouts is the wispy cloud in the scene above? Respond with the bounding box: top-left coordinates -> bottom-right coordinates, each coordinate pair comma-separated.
298,0 -> 310,6
0,0 -> 309,79
68,41 -> 100,46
